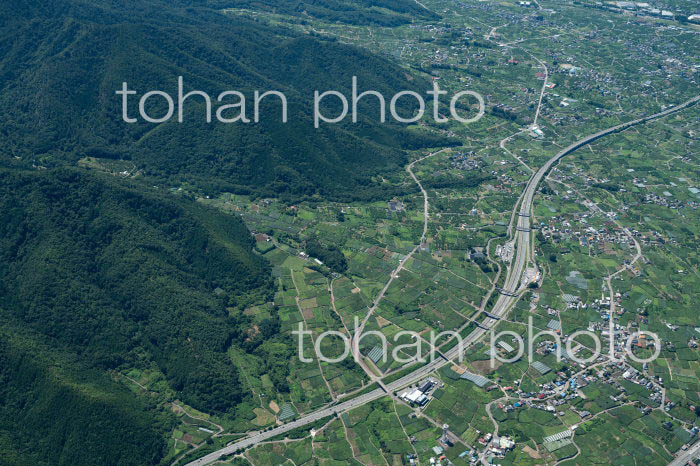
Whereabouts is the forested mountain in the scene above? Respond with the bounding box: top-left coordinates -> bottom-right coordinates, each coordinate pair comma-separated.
0,319 -> 170,466
196,0 -> 441,26
0,0 -> 452,202
0,167 -> 271,412
0,167 -> 273,464
0,0 -> 452,464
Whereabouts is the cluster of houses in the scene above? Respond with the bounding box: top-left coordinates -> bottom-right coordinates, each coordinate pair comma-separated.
538,214 -> 634,253
448,334 -> 690,461
388,199 -> 406,213
596,1 -> 700,25
643,191 -> 687,210
450,152 -> 482,171
478,432 -> 516,459
608,1 -> 677,18
578,0 -> 700,26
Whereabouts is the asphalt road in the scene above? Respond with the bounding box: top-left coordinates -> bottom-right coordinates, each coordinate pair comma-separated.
668,440 -> 700,466
186,95 -> 699,466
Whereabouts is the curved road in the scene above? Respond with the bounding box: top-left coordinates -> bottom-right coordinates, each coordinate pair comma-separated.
186,95 -> 699,466
350,149 -> 447,389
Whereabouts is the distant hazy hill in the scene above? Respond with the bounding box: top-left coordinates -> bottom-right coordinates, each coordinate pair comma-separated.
0,0 -> 452,202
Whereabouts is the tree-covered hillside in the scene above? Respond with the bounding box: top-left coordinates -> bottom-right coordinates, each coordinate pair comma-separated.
0,0 -> 457,464
0,320 -> 171,466
0,167 -> 273,414
0,0 -> 453,202
209,0 -> 440,26
0,166 -> 281,463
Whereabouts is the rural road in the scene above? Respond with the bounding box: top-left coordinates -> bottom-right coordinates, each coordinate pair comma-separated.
186,95 -> 699,466
350,148 -> 447,388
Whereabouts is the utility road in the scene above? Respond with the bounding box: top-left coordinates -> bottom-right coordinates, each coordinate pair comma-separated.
350,149 -> 446,387
187,95 -> 699,466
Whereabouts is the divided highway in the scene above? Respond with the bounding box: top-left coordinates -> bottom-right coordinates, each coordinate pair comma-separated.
187,95 -> 699,466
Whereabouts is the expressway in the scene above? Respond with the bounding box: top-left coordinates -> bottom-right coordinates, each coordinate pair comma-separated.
186,95 -> 699,466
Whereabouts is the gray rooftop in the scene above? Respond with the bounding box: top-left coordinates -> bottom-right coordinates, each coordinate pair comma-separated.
547,319 -> 562,331
532,361 -> 552,375
460,371 -> 489,387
